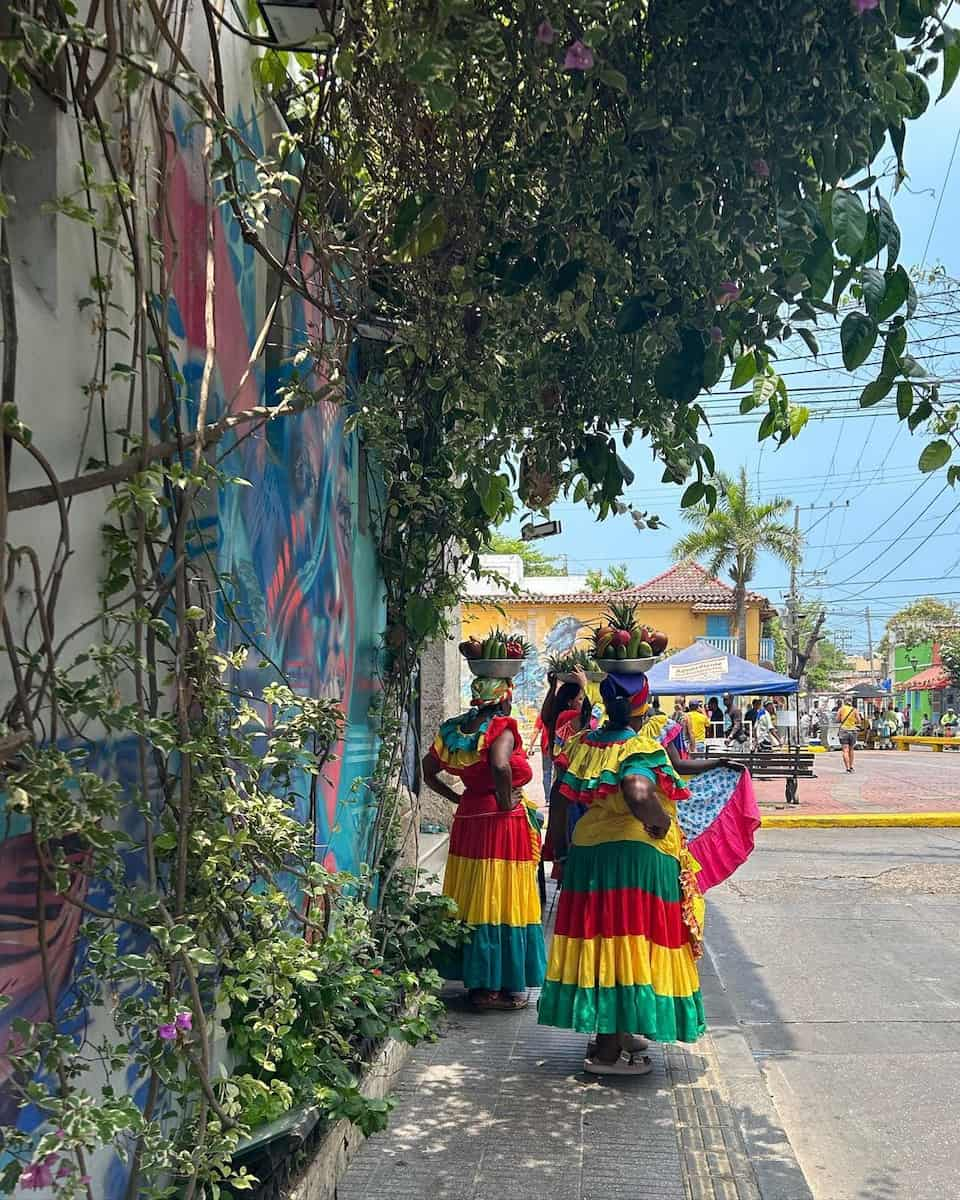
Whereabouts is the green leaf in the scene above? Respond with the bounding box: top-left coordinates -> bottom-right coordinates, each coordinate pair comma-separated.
876,195 -> 901,267
859,377 -> 893,407
615,295 -> 652,334
906,72 -> 930,119
803,237 -> 833,300
681,481 -> 706,508
188,948 -> 218,966
405,595 -> 436,639
424,82 -> 457,113
654,329 -> 705,404
861,267 -> 886,316
832,190 -> 868,258
598,69 -> 628,93
120,954 -> 154,973
896,381 -> 914,420
875,265 -> 910,321
941,28 -> 960,101
788,406 -> 810,438
918,439 -> 952,473
797,328 -> 819,357
731,352 -> 758,388
840,312 -> 878,370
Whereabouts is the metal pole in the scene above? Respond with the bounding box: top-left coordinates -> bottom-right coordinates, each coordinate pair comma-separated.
866,606 -> 874,678
788,504 -> 800,674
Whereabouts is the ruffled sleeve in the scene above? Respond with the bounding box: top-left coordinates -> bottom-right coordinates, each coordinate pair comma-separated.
559,730 -> 690,806
482,714 -> 521,752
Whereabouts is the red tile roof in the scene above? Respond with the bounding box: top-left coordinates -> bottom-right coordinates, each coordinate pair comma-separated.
467,561 -> 774,611
625,561 -> 769,607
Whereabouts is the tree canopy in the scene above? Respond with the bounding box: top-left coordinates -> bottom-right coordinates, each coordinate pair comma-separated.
586,563 -> 634,593
485,533 -> 568,576
880,596 -> 960,652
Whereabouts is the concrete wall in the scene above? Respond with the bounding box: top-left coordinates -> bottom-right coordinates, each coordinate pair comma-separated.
418,618 -> 463,831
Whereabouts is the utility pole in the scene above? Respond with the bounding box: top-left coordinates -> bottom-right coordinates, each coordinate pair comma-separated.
865,606 -> 874,677
787,504 -> 800,675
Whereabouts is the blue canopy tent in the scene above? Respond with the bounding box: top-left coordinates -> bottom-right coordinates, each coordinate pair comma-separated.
644,640 -> 799,697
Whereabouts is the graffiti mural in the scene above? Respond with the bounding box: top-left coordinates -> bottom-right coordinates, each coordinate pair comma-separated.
163,103 -> 384,874
0,93 -> 385,1197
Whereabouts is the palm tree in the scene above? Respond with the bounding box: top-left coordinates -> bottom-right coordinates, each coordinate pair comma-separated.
673,467 -> 801,660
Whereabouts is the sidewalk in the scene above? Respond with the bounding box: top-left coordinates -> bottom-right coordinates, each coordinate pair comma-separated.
753,746 -> 960,815
340,884 -> 812,1200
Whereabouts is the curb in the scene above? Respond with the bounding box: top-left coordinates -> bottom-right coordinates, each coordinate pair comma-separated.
761,811 -> 960,829
700,952 -> 815,1200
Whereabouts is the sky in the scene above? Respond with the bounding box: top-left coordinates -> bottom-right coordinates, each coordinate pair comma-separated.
501,70 -> 960,659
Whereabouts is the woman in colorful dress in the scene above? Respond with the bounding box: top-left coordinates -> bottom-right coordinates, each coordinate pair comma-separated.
422,676 -> 546,1010
538,673 -> 745,1074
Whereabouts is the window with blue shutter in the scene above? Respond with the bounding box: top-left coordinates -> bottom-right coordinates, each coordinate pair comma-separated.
705,614 -> 731,638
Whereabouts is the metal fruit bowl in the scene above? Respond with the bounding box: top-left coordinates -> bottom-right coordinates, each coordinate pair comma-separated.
467,659 -> 525,678
558,671 -> 605,684
595,656 -> 661,673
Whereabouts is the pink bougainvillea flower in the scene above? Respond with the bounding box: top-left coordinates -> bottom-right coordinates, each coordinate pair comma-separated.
372,968 -> 382,976
716,281 -> 742,306
709,326 -> 724,344
852,0 -> 879,11
751,158 -> 770,178
174,1011 -> 193,1032
57,1162 -> 73,1179
536,19 -> 556,44
563,40 -> 594,71
157,1023 -> 178,1041
20,1155 -> 58,1190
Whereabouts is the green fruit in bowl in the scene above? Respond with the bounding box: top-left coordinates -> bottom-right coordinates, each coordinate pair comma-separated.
638,640 -> 653,656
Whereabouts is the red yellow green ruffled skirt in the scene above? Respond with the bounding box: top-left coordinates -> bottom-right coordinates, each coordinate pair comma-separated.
434,792 -> 546,993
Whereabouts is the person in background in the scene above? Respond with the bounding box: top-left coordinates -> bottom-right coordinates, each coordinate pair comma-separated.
798,709 -> 811,744
527,674 -> 579,800
755,701 -> 782,750
684,699 -> 709,754
673,697 -> 687,724
940,705 -> 958,741
724,693 -> 748,747
707,696 -> 724,739
743,698 -> 762,745
903,706 -> 911,732
921,712 -> 934,736
836,696 -> 860,774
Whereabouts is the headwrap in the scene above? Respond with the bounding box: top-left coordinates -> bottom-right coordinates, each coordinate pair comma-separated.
600,671 -> 650,718
470,676 -> 513,710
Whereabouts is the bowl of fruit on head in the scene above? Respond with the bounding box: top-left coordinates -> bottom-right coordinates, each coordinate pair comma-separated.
593,602 -> 668,673
548,649 -> 604,684
459,630 -> 531,678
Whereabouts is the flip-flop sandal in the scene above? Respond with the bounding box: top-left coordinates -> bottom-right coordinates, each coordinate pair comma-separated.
587,1035 -> 651,1056
470,992 -> 529,1011
584,1053 -> 653,1077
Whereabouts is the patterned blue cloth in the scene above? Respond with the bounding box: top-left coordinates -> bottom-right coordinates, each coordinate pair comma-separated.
676,766 -> 741,839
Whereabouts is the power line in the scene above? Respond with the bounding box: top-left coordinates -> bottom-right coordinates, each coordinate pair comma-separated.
920,122 -> 960,269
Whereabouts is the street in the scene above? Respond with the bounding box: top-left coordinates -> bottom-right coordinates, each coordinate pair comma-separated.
708,827 -> 960,1200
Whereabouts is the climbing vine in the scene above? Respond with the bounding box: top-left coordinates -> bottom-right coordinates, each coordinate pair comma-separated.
0,0 -> 957,1196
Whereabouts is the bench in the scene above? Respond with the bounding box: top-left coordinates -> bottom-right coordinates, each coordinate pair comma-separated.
705,746 -> 816,805
892,735 -> 960,752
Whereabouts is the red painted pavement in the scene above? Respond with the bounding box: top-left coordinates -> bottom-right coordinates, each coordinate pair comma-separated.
755,746 -> 960,814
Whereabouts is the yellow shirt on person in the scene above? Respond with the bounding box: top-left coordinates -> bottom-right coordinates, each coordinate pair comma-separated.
686,709 -> 709,743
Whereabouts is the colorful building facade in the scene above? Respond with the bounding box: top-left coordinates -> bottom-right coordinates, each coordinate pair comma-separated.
894,641 -> 958,728
461,561 -> 775,728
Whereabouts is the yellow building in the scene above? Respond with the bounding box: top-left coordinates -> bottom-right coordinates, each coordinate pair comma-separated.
460,561 -> 775,727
